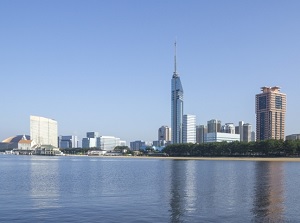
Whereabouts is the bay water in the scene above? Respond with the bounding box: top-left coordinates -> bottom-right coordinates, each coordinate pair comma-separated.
1,155 -> 300,222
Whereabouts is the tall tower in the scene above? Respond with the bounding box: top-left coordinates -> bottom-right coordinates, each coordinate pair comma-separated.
255,86 -> 286,141
171,42 -> 184,144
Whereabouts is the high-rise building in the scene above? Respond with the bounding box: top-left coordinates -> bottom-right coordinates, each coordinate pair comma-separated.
207,119 -> 221,133
183,114 -> 196,143
239,121 -> 244,142
158,126 -> 171,142
242,123 -> 252,142
59,135 -> 78,148
171,42 -> 184,144
221,123 -> 235,134
255,86 -> 286,141
196,125 -> 207,144
30,115 -> 58,147
82,131 -> 99,148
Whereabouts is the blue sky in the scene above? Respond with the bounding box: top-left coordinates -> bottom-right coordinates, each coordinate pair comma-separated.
1,0 -> 300,144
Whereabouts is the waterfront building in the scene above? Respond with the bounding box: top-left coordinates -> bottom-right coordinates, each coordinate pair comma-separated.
158,126 -> 171,142
183,114 -> 196,143
18,139 -> 34,150
30,115 -> 58,147
130,140 -> 146,151
255,86 -> 286,141
59,135 -> 79,149
221,123 -> 235,134
97,136 -> 120,151
196,125 -> 207,144
0,135 -> 31,150
286,134 -> 300,140
243,123 -> 252,142
207,119 -> 221,133
205,132 -> 240,143
82,137 -> 97,148
171,42 -> 184,144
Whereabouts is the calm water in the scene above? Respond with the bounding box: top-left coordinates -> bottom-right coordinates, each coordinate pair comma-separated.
1,155 -> 300,222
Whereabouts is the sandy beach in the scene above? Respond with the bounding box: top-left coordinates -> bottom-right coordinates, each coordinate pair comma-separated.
72,155 -> 300,162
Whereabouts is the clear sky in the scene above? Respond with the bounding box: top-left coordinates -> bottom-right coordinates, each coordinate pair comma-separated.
1,0 -> 300,144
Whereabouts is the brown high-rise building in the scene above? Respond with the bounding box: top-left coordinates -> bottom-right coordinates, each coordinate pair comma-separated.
255,86 -> 286,141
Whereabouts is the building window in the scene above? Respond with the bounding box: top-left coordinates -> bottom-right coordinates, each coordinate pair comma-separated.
275,96 -> 282,109
260,112 -> 265,140
259,96 -> 267,109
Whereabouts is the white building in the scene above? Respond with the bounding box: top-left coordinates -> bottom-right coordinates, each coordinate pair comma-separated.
30,115 -> 58,147
183,114 -> 196,143
205,132 -> 240,143
97,136 -> 120,151
18,139 -> 35,150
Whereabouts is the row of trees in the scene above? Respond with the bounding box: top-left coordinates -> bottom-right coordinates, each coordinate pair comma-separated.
162,140 -> 300,157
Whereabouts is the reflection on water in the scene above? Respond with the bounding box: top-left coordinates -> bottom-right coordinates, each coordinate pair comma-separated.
252,162 -> 285,222
169,160 -> 185,222
30,157 -> 60,210
1,155 -> 299,222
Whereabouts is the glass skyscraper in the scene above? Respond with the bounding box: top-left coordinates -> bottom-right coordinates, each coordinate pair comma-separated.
171,42 -> 184,144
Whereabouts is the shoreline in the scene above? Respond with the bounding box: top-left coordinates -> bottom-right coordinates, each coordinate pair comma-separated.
65,155 -> 300,162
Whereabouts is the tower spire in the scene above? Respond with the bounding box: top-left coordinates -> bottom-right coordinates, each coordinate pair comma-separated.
173,41 -> 178,77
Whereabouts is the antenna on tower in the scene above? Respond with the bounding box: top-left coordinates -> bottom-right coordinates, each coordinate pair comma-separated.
173,41 -> 178,77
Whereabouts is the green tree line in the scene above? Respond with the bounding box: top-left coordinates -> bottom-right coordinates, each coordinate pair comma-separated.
162,140 -> 300,157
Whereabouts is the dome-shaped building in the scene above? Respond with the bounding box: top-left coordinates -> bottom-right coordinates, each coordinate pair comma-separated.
0,135 -> 30,150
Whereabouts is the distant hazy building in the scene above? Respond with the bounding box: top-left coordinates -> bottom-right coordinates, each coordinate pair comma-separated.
207,119 -> 221,133
221,123 -> 235,134
183,114 -> 196,143
256,86 -> 286,141
239,121 -> 244,142
97,136 -> 120,151
30,115 -> 58,147
242,123 -> 252,142
196,125 -> 207,144
82,137 -> 97,148
87,132 -> 99,139
171,42 -> 184,144
158,126 -> 171,142
205,132 -> 240,143
286,134 -> 300,140
59,135 -> 78,148
251,131 -> 256,142
130,140 -> 146,151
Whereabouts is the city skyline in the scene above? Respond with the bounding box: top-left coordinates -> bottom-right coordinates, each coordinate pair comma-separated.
1,1 -> 300,143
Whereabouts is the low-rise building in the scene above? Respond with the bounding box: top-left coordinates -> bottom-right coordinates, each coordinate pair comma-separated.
205,132 -> 240,143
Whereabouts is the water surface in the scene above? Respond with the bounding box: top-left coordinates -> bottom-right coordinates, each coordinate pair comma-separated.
0,155 -> 299,222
